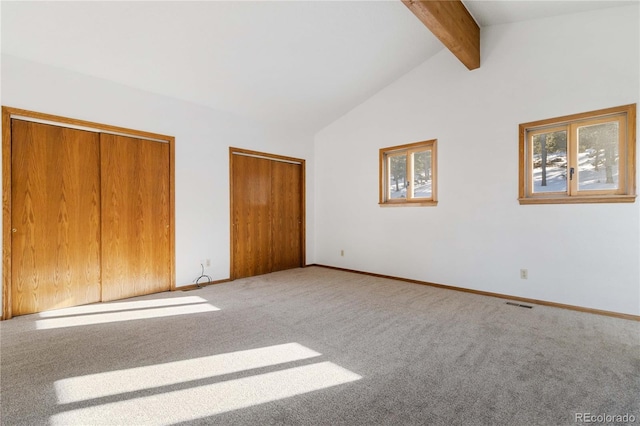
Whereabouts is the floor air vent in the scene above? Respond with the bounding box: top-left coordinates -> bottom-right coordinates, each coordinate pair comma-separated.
505,301 -> 533,309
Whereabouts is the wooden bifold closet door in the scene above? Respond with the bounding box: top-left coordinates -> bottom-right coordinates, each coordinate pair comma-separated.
7,112 -> 173,317
231,150 -> 304,280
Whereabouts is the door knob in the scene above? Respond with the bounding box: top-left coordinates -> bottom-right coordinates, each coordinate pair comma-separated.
12,228 -> 17,233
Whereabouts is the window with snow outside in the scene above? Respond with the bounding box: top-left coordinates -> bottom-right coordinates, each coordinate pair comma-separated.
519,104 -> 636,204
379,140 -> 437,207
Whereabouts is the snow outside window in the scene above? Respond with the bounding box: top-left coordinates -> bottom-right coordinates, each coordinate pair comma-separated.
519,104 -> 636,205
379,140 -> 437,207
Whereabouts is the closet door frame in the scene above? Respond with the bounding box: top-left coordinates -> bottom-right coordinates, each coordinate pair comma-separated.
229,147 -> 306,280
1,106 -> 176,320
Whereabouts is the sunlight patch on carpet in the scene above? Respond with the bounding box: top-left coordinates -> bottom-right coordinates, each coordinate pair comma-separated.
54,343 -> 322,404
51,361 -> 361,425
35,299 -> 219,330
38,296 -> 211,317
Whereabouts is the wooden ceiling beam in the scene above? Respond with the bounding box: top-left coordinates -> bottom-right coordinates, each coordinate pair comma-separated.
402,0 -> 480,70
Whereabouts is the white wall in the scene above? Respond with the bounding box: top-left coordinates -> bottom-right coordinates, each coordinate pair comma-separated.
0,55 -> 316,310
315,6 -> 640,315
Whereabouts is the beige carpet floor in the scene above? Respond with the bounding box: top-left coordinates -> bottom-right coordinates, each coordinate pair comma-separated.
1,266 -> 638,425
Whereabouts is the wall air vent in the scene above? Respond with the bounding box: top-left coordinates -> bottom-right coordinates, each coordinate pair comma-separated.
505,302 -> 533,309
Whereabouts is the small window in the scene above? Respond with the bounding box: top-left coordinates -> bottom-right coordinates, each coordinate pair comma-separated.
379,140 -> 437,206
519,104 -> 636,204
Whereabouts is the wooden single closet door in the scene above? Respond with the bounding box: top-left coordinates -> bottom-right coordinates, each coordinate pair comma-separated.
232,155 -> 273,279
11,120 -> 101,315
100,134 -> 171,301
271,161 -> 302,272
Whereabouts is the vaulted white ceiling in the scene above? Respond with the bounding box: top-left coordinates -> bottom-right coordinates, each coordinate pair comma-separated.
1,1 -> 635,132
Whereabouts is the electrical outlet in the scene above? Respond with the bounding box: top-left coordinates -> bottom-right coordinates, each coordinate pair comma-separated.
340,249 -> 344,257
520,269 -> 528,280
206,259 -> 211,267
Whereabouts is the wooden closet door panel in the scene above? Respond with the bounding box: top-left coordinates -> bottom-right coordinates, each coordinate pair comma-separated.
271,161 -> 302,272
232,155 -> 272,279
101,134 -> 170,301
11,120 -> 101,315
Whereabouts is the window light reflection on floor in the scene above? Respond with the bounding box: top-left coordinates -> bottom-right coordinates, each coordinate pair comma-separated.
51,361 -> 361,425
38,296 -> 211,317
35,297 -> 219,330
54,343 -> 322,404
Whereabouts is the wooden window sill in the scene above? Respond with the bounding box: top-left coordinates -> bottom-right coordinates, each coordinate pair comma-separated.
379,201 -> 438,207
518,195 -> 637,205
